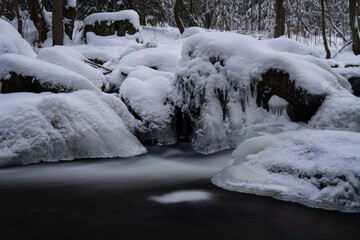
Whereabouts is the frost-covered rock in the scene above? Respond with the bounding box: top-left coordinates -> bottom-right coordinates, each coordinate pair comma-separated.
0,53 -> 98,93
212,129 -> 360,213
84,10 -> 140,39
0,19 -> 36,58
118,66 -> 176,145
37,46 -> 105,89
172,32 -> 355,154
0,90 -> 146,167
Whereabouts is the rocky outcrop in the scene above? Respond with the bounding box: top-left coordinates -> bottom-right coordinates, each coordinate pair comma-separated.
256,69 -> 326,122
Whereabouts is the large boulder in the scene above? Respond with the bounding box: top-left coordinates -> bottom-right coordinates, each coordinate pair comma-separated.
83,10 -> 140,40
172,32 -> 356,154
0,53 -> 98,93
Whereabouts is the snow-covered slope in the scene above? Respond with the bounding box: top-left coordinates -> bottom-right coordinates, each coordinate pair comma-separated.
212,129 -> 360,213
0,90 -> 146,167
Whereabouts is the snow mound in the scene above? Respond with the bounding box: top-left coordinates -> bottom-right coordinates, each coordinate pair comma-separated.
119,44 -> 181,72
0,90 -> 146,167
264,37 -> 320,57
37,46 -> 105,89
0,19 -> 36,58
149,190 -> 212,203
84,10 -> 141,31
119,66 -> 176,145
181,27 -> 206,38
212,129 -> 360,213
172,32 -> 354,154
0,53 -> 98,92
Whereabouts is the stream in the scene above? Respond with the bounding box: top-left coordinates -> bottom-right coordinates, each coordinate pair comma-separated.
0,143 -> 359,240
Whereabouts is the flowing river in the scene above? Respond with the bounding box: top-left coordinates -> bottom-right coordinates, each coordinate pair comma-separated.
0,143 -> 359,240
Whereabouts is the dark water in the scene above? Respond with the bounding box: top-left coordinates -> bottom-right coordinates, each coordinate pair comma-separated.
0,143 -> 359,240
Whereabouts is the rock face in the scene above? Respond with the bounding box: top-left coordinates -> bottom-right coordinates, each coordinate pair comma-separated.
83,10 -> 140,40
348,76 -> 360,96
256,69 -> 326,122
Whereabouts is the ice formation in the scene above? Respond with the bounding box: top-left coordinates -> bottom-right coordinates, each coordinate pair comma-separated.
212,129 -> 360,213
0,90 -> 146,167
37,46 -> 105,89
0,19 -> 36,58
172,32 -> 357,154
0,53 -> 98,92
149,190 -> 213,204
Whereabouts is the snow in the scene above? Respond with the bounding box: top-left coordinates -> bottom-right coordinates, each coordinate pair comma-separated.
0,53 -> 98,92
149,190 -> 213,204
212,129 -> 360,213
268,95 -> 288,115
37,46 -> 105,89
181,27 -> 206,39
264,37 -> 320,57
172,32 -> 355,154
0,19 -> 36,58
84,10 -> 141,31
0,90 -> 146,167
118,66 -> 176,144
118,44 -> 182,72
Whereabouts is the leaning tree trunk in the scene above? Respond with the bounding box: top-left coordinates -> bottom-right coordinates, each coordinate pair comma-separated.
27,0 -> 48,45
321,0 -> 331,59
52,0 -> 63,45
14,0 -> 22,36
174,0 -> 185,34
274,0 -> 285,38
64,1 -> 76,40
350,0 -> 360,55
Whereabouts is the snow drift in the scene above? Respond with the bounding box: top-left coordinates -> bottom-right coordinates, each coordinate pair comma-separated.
0,90 -> 146,167
212,129 -> 360,213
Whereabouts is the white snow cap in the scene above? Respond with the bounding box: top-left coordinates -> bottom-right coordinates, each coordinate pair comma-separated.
37,46 -> 105,89
0,19 -> 36,58
212,129 -> 360,213
0,53 -> 98,92
84,10 -> 141,31
0,90 -> 146,167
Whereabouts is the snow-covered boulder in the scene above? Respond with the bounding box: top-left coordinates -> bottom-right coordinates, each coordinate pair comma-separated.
181,27 -> 206,39
0,90 -> 146,167
0,53 -> 98,93
118,66 -> 176,145
212,129 -> 360,213
0,19 -> 36,58
172,32 -> 356,154
37,46 -> 105,89
84,10 -> 140,40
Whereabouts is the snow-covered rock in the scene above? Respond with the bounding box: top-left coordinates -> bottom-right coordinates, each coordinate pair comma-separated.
84,10 -> 140,39
181,27 -> 206,39
212,129 -> 360,213
0,53 -> 98,93
37,46 -> 105,89
118,66 -> 176,145
0,19 -> 36,58
172,32 -> 356,154
0,90 -> 146,167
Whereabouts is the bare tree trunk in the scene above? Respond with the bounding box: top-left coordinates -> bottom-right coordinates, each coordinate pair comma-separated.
174,0 -> 184,33
14,0 -> 22,36
258,0 -> 262,31
52,0 -> 63,45
350,0 -> 360,55
321,0 -> 331,58
274,0 -> 285,38
64,1 -> 76,40
27,0 -> 48,45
